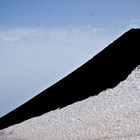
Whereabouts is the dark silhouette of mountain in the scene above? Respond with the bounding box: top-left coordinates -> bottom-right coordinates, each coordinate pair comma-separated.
0,28 -> 140,130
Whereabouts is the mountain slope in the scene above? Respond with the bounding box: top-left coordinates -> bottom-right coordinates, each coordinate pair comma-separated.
0,28 -> 140,130
1,66 -> 140,140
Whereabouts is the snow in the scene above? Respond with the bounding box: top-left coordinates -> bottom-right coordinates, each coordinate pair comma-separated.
1,66 -> 140,140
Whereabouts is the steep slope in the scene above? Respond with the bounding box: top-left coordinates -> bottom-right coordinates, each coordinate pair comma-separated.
0,28 -> 140,130
1,66 -> 140,140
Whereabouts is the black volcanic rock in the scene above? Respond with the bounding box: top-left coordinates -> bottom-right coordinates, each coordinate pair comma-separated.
0,28 -> 140,130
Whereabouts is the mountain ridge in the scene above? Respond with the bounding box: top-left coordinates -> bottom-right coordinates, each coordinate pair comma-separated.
1,65 -> 140,139
0,28 -> 140,130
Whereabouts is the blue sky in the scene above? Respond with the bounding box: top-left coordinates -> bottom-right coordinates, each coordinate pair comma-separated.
0,0 -> 140,117
0,0 -> 140,28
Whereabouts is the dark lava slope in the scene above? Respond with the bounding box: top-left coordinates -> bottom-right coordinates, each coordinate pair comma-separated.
0,28 -> 140,130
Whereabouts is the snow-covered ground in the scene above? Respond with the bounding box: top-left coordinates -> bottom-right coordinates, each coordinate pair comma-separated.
1,66 -> 140,140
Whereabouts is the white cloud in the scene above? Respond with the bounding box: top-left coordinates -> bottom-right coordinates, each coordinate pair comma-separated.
0,26 -> 122,117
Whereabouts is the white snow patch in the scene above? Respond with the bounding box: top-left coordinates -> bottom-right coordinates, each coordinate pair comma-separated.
1,66 -> 140,140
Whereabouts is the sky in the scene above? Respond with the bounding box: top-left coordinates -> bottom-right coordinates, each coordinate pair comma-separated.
0,0 -> 140,117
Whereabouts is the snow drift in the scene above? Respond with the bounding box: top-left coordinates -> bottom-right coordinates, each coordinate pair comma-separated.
1,66 -> 140,140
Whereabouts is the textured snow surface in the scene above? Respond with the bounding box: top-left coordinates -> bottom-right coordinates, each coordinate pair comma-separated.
1,66 -> 140,140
